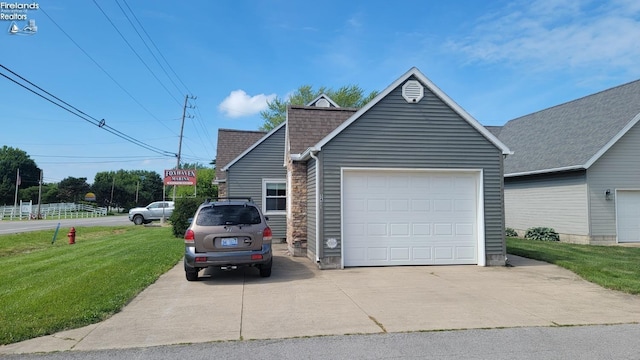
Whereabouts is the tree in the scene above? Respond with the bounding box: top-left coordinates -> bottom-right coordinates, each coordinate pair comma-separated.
92,170 -> 163,210
173,163 -> 217,199
58,177 -> 90,203
0,146 -> 41,205
259,85 -> 379,131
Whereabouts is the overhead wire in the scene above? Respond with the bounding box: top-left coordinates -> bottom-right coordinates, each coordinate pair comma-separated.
114,0 -> 184,96
39,6 -> 178,136
0,64 -> 176,158
91,0 -> 182,107
121,0 -> 192,95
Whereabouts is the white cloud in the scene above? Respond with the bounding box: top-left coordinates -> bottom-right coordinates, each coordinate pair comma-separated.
218,90 -> 276,118
446,0 -> 640,73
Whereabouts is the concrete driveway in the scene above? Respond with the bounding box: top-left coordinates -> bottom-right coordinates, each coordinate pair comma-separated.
3,243 -> 640,354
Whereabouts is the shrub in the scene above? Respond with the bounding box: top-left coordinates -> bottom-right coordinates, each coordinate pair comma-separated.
524,227 -> 559,241
505,227 -> 518,237
170,197 -> 205,238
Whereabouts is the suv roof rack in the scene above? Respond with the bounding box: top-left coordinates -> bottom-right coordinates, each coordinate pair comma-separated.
205,197 -> 252,203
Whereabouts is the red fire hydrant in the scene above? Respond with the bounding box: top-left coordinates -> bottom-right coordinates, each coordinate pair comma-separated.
68,227 -> 76,245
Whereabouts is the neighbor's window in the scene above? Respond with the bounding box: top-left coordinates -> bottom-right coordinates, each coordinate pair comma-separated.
263,179 -> 286,214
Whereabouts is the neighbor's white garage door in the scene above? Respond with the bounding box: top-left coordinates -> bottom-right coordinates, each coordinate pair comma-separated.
617,190 -> 640,243
343,169 -> 479,266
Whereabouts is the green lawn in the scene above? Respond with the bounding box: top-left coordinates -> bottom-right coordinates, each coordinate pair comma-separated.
507,237 -> 640,295
0,226 -> 183,345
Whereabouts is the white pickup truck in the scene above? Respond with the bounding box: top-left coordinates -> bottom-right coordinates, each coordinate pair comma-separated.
128,201 -> 175,225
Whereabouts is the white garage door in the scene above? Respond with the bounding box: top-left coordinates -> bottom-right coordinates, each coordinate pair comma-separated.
617,190 -> 640,243
343,169 -> 479,266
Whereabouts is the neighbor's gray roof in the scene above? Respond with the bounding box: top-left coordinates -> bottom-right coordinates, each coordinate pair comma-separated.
287,106 -> 357,155
498,79 -> 640,176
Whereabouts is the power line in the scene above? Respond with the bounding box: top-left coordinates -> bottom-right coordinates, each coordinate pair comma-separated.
0,64 -> 176,158
121,0 -> 192,96
115,0 -> 183,97
92,0 -> 182,106
39,6 -> 179,136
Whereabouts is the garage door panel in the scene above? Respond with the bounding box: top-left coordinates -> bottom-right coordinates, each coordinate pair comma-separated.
368,223 -> 387,236
390,247 -> 410,261
434,223 -> 452,235
413,223 -> 431,235
411,199 -> 430,211
412,247 -> 432,260
344,170 -> 478,266
456,223 -> 474,236
390,223 -> 410,236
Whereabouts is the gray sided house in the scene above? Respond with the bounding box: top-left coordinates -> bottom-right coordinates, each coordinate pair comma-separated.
496,80 -> 640,244
213,128 -> 267,197
217,125 -> 287,240
287,68 -> 511,268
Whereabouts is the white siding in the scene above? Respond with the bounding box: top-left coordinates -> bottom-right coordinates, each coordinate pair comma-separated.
505,172 -> 589,235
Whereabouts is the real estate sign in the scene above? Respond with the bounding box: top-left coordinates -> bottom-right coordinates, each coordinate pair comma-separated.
164,169 -> 197,186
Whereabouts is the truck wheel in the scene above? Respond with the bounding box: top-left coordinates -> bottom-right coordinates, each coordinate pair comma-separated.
133,215 -> 144,225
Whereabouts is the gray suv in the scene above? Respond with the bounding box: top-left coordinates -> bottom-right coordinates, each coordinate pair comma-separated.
183,198 -> 272,281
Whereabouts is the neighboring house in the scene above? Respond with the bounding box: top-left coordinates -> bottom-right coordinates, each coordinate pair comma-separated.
496,80 -> 640,244
286,67 -> 511,268
219,124 -> 288,240
213,128 -> 266,198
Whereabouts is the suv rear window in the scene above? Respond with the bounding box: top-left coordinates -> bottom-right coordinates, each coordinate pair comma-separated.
196,205 -> 261,226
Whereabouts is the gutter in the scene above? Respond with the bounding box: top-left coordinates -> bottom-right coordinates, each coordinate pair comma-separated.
308,149 -> 321,264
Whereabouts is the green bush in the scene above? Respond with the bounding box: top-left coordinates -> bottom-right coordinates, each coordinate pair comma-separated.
170,197 -> 205,237
524,227 -> 559,241
505,227 -> 518,237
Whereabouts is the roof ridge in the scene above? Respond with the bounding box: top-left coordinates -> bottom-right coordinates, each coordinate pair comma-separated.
508,78 -> 640,123
218,128 -> 267,133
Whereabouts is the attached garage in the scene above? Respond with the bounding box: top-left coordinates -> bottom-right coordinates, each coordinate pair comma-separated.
342,168 -> 482,266
616,190 -> 640,243
286,68 -> 511,268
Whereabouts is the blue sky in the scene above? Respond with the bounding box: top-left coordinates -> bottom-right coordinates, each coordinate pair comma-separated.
2,0 -> 640,185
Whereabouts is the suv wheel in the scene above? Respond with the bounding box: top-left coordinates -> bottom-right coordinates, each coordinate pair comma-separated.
133,215 -> 144,226
185,263 -> 199,281
259,260 -> 272,278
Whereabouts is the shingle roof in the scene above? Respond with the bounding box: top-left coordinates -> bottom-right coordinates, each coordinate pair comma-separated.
215,128 -> 266,180
498,79 -> 640,176
287,106 -> 357,155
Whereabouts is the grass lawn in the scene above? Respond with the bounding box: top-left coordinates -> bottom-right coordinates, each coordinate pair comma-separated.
0,226 -> 183,345
507,237 -> 640,295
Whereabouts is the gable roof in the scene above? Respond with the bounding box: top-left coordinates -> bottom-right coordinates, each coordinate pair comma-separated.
287,106 -> 357,157
306,94 -> 340,108
221,122 -> 286,171
304,67 -> 511,158
215,128 -> 266,181
498,79 -> 640,177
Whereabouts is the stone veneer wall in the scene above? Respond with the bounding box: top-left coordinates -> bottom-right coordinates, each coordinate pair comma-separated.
286,160 -> 308,256
217,182 -> 227,198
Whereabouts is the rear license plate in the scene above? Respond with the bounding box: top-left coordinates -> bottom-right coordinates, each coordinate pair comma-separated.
221,238 -> 238,247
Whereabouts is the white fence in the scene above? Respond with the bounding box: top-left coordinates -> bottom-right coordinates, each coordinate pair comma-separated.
0,202 -> 108,221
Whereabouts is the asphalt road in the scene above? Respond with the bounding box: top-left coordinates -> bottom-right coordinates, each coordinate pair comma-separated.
0,215 -> 132,235
2,324 -> 640,360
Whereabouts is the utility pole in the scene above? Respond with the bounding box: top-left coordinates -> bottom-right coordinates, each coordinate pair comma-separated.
173,94 -> 196,202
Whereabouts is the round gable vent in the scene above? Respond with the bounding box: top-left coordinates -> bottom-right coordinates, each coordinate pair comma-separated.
402,80 -> 424,103
315,98 -> 331,107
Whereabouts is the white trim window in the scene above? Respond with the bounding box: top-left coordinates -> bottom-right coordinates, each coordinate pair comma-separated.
262,179 -> 286,215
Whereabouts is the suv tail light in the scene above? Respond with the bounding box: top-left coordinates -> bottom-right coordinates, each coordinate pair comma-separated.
184,229 -> 195,244
263,226 -> 272,241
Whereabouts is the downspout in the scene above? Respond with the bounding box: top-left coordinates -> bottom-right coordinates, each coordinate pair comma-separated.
309,150 -> 321,264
